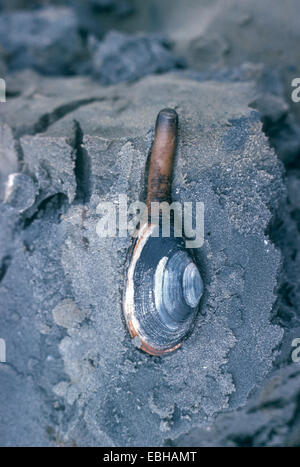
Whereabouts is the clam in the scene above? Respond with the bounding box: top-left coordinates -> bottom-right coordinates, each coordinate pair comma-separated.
123,109 -> 203,355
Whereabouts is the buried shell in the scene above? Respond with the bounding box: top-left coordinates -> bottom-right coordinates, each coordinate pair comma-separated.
124,223 -> 204,355
123,109 -> 204,355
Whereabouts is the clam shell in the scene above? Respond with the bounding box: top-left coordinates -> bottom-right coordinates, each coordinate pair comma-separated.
123,223 -> 203,354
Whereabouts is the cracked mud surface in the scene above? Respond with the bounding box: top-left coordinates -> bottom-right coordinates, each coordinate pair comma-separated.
0,0 -> 300,447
